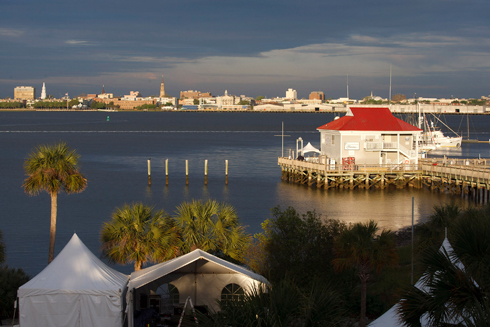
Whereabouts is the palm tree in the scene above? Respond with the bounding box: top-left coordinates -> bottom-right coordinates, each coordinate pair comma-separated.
174,200 -> 250,261
101,203 -> 180,271
198,278 -> 345,327
23,142 -> 87,263
398,205 -> 490,326
415,203 -> 462,252
333,221 -> 397,327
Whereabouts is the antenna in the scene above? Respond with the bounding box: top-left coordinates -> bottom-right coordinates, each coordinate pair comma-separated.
389,64 -> 392,104
347,74 -> 349,100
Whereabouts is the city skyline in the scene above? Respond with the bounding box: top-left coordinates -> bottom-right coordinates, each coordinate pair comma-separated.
1,0 -> 489,100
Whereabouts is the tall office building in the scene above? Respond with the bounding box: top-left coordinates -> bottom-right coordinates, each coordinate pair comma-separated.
14,86 -> 36,100
309,91 -> 324,101
285,88 -> 297,100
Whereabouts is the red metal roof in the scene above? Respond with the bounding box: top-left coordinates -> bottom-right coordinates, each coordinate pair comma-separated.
317,107 -> 421,132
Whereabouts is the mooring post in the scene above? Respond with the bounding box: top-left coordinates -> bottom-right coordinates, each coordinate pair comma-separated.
186,160 -> 189,185
147,158 -> 151,186
204,160 -> 208,185
225,160 -> 228,185
165,159 -> 169,186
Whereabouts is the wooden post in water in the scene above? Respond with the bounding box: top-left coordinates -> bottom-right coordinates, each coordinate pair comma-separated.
204,160 -> 208,185
186,160 -> 189,185
225,160 -> 228,185
165,159 -> 169,186
147,158 -> 151,186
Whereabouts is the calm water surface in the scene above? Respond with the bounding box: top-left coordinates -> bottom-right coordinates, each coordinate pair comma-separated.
1,111 -> 489,275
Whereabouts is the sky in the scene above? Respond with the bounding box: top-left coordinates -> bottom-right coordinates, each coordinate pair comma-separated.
1,0 -> 490,100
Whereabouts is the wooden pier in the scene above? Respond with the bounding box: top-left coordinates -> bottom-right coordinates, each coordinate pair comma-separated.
278,157 -> 490,202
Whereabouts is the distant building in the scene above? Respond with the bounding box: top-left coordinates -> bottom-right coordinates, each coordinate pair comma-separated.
309,91 -> 324,101
160,76 -> 166,97
41,83 -> 47,100
216,90 -> 239,108
14,86 -> 36,100
317,107 -> 421,165
297,99 -> 323,105
180,90 -> 212,99
285,88 -> 297,100
123,91 -> 142,100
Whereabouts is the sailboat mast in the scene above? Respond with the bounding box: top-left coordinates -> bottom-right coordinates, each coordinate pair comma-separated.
347,74 -> 349,101
389,64 -> 392,104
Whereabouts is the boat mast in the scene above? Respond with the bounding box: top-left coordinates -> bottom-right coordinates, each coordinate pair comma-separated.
389,64 -> 392,106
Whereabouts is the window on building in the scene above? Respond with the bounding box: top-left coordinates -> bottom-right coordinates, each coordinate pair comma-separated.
221,283 -> 244,303
156,283 -> 180,304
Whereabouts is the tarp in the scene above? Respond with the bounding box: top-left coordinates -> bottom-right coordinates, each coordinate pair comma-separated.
18,233 -> 129,327
126,249 -> 269,327
301,142 -> 320,154
368,238 -> 461,327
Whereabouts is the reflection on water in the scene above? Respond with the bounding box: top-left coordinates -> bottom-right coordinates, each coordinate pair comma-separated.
0,112 -> 487,276
274,182 -> 469,231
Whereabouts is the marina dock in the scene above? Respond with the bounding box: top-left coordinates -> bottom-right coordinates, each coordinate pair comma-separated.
278,157 -> 490,203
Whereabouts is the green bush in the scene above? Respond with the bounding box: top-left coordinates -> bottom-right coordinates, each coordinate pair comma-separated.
0,266 -> 30,318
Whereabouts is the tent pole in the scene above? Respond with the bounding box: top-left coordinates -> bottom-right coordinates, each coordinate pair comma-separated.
11,298 -> 17,327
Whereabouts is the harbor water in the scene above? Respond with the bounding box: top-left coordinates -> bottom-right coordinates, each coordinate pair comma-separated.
1,111 -> 489,276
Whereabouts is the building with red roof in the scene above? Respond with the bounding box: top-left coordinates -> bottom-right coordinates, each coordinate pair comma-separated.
317,107 -> 422,166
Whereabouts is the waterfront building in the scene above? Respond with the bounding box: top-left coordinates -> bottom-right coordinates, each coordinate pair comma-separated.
309,91 -> 324,101
14,86 -> 36,100
41,83 -> 47,99
180,90 -> 212,99
297,98 -> 323,105
95,98 -> 157,110
123,91 -> 142,100
285,88 -> 297,100
155,96 -> 178,107
254,103 -> 341,112
216,90 -> 240,108
317,107 -> 421,165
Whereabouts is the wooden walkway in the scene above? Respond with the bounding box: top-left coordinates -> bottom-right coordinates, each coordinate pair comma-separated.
278,157 -> 490,203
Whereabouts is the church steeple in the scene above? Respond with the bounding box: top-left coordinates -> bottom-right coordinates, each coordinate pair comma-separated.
160,75 -> 166,97
101,85 -> 105,94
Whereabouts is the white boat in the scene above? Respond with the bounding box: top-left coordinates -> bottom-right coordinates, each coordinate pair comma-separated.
416,105 -> 462,151
421,117 -> 462,148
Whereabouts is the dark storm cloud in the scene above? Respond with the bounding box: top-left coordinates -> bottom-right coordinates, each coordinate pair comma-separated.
1,0 -> 489,98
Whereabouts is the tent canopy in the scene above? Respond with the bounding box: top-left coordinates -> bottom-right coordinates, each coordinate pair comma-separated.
18,233 -> 129,327
128,249 -> 268,291
126,249 -> 269,327
19,233 -> 128,297
301,142 -> 320,154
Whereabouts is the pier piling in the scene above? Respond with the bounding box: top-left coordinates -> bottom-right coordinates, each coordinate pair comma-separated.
204,160 -> 208,185
147,158 -> 151,186
225,160 -> 228,185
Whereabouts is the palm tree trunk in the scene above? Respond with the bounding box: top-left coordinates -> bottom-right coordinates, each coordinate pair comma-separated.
48,192 -> 58,264
360,276 -> 367,327
135,261 -> 141,271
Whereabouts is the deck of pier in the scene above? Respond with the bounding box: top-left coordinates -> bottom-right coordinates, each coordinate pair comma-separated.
278,157 -> 490,202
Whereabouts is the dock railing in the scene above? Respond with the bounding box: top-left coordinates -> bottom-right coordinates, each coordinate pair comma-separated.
278,157 -> 421,173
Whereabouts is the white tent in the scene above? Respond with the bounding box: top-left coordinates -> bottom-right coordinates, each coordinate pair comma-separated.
18,233 -> 129,327
369,238 -> 462,327
126,249 -> 269,327
301,142 -> 321,154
